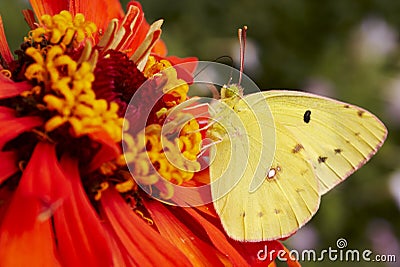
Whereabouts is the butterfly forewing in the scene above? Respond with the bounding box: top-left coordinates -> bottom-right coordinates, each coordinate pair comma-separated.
263,90 -> 387,194
209,93 -> 320,241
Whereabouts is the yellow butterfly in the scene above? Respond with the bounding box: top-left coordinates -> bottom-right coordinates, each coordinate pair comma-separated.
207,28 -> 388,241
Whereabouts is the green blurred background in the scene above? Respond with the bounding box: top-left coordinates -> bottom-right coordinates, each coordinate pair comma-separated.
1,1 -> 399,266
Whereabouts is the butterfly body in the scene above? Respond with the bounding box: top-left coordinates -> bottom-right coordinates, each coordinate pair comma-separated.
208,89 -> 387,241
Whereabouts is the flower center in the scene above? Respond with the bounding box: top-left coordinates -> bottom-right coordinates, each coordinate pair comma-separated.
23,44 -> 123,142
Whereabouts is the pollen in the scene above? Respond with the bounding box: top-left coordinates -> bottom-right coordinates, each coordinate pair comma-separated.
24,45 -> 123,142
144,56 -> 189,107
129,114 -> 202,196
29,11 -> 97,47
94,182 -> 109,201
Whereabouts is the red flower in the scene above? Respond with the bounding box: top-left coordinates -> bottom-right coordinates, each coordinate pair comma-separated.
0,0 -> 300,266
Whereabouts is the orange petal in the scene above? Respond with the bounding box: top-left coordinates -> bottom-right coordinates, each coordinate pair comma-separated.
0,75 -> 32,99
100,187 -> 192,266
113,4 -> 143,52
126,1 -> 148,54
0,151 -> 18,185
0,16 -> 13,65
53,155 -> 113,266
144,200 -> 226,266
87,130 -> 121,173
69,0 -> 124,34
0,116 -> 42,149
0,176 -> 60,266
152,39 -> 168,57
18,142 -> 71,216
281,244 -> 302,267
29,0 -> 68,19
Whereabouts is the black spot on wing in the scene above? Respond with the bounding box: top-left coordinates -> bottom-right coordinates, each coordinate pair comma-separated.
344,105 -> 350,108
303,110 -> 311,123
318,156 -> 328,163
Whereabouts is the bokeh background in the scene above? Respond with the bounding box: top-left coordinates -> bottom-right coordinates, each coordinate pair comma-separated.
1,0 -> 399,266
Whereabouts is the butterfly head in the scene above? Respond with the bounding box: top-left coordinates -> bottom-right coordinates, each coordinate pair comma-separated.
220,84 -> 243,107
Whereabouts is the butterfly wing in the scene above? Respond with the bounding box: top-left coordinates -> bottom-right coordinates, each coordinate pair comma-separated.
209,93 -> 320,241
263,90 -> 388,195
209,90 -> 387,241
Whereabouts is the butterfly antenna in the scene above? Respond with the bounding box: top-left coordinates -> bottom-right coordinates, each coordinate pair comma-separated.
197,138 -> 223,159
238,26 -> 247,86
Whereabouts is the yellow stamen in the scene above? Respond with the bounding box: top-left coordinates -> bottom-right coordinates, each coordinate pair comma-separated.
128,112 -> 202,192
29,11 -> 97,47
0,69 -> 11,78
24,45 -> 123,142
143,56 -> 189,108
94,182 -> 109,201
135,210 -> 154,225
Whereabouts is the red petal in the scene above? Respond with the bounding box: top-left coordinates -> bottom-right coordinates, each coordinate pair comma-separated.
165,56 -> 198,74
114,4 -> 144,52
53,155 -> 113,267
0,16 -> 13,65
100,188 -> 192,266
230,239 -> 286,266
0,151 -> 18,185
87,130 -> 121,172
0,75 -> 32,99
29,0 -> 68,19
184,207 -> 250,266
126,1 -> 147,54
0,106 -> 16,119
0,187 -> 13,223
0,182 -> 60,266
18,142 -> 71,216
144,200 -> 226,266
0,115 -> 43,149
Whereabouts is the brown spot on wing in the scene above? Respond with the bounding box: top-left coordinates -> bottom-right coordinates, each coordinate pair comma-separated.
258,212 -> 264,217
318,156 -> 328,163
357,110 -> 365,117
334,148 -> 343,154
292,144 -> 304,153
